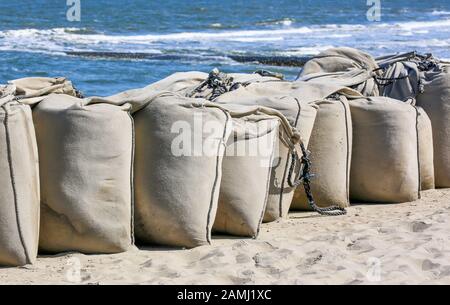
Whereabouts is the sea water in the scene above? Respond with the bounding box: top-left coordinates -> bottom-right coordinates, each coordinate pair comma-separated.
1,0 -> 449,96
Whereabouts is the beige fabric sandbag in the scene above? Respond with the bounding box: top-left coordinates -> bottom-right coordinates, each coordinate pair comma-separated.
300,47 -> 379,75
105,71 -> 279,103
416,63 -> 450,187
0,96 -> 40,266
211,82 -> 317,222
298,68 -> 379,97
9,77 -> 78,99
213,113 -> 279,237
416,107 -> 435,190
106,72 -> 209,101
31,94 -> 134,254
133,93 -> 232,248
298,47 -> 380,96
213,79 -> 360,221
349,97 -> 420,203
291,96 -> 352,210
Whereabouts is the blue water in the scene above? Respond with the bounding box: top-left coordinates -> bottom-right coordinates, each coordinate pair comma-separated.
1,0 -> 450,96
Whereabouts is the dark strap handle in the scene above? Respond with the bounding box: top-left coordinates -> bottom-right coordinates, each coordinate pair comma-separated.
287,142 -> 347,216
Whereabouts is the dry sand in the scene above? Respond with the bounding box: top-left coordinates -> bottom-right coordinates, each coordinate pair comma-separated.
1,188 -> 450,285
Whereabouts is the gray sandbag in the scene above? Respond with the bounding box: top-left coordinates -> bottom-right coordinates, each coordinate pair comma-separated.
416,63 -> 450,187
291,96 -> 352,210
417,107 -> 435,190
0,96 -> 40,266
31,94 -> 134,254
377,61 -> 421,102
132,93 -> 232,248
349,97 -> 420,203
376,54 -> 450,187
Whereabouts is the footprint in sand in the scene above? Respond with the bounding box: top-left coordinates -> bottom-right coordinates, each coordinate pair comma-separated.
139,259 -> 153,268
422,259 -> 440,271
235,253 -> 253,264
410,221 -> 432,233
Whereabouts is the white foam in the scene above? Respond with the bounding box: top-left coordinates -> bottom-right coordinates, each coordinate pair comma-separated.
1,17 -> 450,57
394,19 -> 450,31
280,45 -> 336,56
431,10 -> 450,16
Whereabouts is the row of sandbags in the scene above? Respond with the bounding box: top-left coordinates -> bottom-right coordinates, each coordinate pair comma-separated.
158,70 -> 432,210
1,47 -> 448,266
1,74 -> 346,266
1,78 -> 79,266
295,47 -> 449,209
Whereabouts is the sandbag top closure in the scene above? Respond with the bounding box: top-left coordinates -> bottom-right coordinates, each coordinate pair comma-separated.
187,68 -> 250,101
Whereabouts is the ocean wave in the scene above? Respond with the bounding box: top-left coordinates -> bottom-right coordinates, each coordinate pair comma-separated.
279,45 -> 336,56
431,10 -> 450,16
256,18 -> 295,27
1,17 -> 450,56
393,18 -> 450,30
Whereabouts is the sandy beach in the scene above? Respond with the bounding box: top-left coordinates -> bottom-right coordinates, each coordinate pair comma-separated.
1,188 -> 449,285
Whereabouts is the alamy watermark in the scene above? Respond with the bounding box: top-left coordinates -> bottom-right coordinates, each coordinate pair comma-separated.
170,114 -> 280,167
67,0 -> 81,22
367,0 -> 381,22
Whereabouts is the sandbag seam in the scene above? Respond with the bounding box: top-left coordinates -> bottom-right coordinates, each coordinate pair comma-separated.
1,104 -> 32,264
338,97 -> 351,206
256,126 -> 279,238
205,108 -> 231,244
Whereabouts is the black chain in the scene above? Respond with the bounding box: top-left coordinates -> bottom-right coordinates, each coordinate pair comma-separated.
288,142 -> 347,216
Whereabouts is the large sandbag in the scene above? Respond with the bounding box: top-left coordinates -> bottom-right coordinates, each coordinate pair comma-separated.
9,77 -> 79,99
299,68 -> 379,97
349,97 -> 420,203
300,47 -> 379,75
212,83 -> 317,222
377,61 -> 421,102
291,96 -> 352,210
106,72 -> 209,101
32,94 -> 134,254
133,93 -> 232,248
416,63 -> 450,187
416,107 -> 435,190
0,96 -> 40,266
106,70 -> 279,103
376,54 -> 450,187
213,102 -> 302,237
213,115 -> 278,237
298,47 -> 380,96
214,79 -> 358,220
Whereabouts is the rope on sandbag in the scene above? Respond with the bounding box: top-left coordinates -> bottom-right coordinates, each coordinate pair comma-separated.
187,68 -> 249,101
287,142 -> 347,216
373,52 -> 439,90
373,74 -> 409,88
